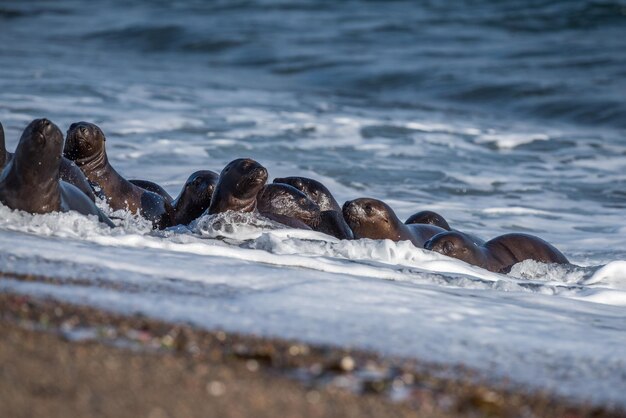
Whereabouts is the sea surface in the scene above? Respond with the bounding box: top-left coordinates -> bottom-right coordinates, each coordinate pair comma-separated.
1,0 -> 626,407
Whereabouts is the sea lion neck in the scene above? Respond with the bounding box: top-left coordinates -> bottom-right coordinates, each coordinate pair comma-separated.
75,148 -> 109,177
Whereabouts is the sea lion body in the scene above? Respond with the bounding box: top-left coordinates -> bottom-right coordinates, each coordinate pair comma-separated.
274,176 -> 353,239
171,170 -> 219,225
0,119 -> 113,227
405,210 -> 451,231
262,212 -> 312,230
129,179 -> 173,203
424,231 -> 569,273
343,198 -> 444,247
64,122 -> 173,229
257,183 -> 321,230
208,158 -> 268,215
59,157 -> 96,202
317,210 -> 354,240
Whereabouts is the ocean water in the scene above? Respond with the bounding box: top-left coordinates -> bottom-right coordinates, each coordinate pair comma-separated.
1,0 -> 626,407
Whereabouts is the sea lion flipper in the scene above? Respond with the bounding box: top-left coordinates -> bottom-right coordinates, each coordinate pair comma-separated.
60,181 -> 115,227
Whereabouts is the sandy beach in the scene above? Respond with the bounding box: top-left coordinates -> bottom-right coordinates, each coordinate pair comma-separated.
1,290 -> 622,418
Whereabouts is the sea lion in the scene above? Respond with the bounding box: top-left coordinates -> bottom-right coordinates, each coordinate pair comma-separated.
1,121 -> 96,201
257,183 -> 321,230
0,121 -> 12,170
273,176 -> 342,212
424,231 -> 569,273
405,210 -> 451,231
129,179 -> 173,203
207,158 -> 268,215
171,170 -> 219,225
273,176 -> 353,239
64,122 -> 173,229
343,198 -> 445,247
0,119 -> 114,227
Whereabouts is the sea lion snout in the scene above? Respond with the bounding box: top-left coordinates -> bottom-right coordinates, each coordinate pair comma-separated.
250,164 -> 268,185
342,200 -> 362,221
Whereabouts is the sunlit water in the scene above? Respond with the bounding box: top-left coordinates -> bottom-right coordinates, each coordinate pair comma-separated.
1,0 -> 625,407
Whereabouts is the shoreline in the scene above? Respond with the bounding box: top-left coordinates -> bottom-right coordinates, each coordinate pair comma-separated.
0,292 -> 622,418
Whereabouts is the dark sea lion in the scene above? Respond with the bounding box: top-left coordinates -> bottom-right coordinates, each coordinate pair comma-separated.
317,210 -> 354,240
0,121 -> 12,170
273,176 -> 353,239
171,170 -> 219,225
2,121 -> 95,201
405,210 -> 451,231
424,231 -> 569,273
343,198 -> 445,247
262,212 -> 313,230
0,119 -> 114,227
273,176 -> 341,212
59,158 -> 96,202
208,158 -> 268,215
64,122 -> 173,229
128,179 -> 173,203
257,183 -> 321,230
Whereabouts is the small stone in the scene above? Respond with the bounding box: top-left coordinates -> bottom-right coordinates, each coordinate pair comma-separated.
206,381 -> 226,397
340,356 -> 355,372
306,390 -> 321,404
246,359 -> 259,372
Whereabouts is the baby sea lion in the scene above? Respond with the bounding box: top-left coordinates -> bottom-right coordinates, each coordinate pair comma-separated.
343,198 -> 445,247
208,158 -> 268,215
0,119 -> 114,227
129,179 -> 173,203
171,170 -> 219,225
1,121 -> 95,201
405,210 -> 451,231
274,176 -> 353,239
64,122 -> 173,229
424,231 -> 569,273
257,183 -> 321,230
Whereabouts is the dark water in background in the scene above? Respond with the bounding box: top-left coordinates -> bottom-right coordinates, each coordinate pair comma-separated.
3,0 -> 625,125
1,0 -> 626,262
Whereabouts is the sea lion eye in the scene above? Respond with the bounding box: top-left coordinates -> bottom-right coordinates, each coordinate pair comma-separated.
364,204 -> 373,215
443,242 -> 455,254
80,127 -> 88,136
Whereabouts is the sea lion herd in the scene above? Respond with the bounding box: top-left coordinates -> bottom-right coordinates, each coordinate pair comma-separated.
0,119 -> 569,274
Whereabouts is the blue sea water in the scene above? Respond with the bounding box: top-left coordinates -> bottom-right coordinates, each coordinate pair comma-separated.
1,0 -> 626,407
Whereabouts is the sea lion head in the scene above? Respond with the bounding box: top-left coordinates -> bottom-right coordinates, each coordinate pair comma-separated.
257,183 -> 321,228
273,176 -> 339,212
178,170 -> 219,210
64,121 -> 106,164
15,118 -> 64,175
342,197 -> 401,240
405,210 -> 451,230
424,231 -> 479,264
208,158 -> 268,214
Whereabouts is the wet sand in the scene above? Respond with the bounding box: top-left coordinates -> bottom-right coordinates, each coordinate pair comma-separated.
0,291 -> 622,418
